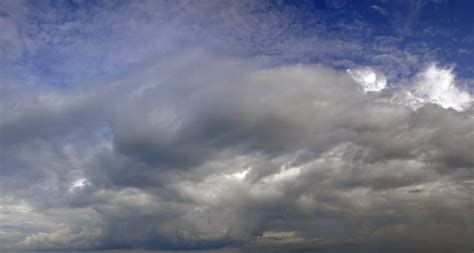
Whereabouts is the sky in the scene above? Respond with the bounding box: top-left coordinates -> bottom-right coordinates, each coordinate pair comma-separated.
0,0 -> 473,252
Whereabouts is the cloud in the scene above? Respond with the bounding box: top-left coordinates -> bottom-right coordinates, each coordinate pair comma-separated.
1,57 -> 473,252
347,67 -> 387,93
411,64 -> 472,111
349,63 -> 473,112
0,0 -> 27,61
19,226 -> 102,250
1,1 -> 473,253
371,5 -> 389,16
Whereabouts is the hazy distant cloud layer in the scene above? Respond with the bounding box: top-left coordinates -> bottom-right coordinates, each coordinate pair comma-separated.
0,1 -> 473,253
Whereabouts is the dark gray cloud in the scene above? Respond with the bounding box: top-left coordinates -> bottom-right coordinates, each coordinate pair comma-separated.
2,60 -> 473,252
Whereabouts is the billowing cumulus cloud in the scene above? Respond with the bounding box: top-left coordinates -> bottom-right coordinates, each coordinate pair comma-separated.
2,60 -> 473,252
0,1 -> 473,253
411,64 -> 472,111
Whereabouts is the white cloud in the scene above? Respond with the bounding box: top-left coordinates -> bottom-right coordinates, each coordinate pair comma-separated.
19,226 -> 102,250
226,167 -> 250,181
262,166 -> 301,183
350,63 -> 473,112
347,67 -> 387,93
411,64 -> 472,111
68,178 -> 91,192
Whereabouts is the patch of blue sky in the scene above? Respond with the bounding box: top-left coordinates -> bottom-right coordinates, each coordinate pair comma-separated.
1,0 -> 473,88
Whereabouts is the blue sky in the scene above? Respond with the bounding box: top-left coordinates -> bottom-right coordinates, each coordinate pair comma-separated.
2,0 -> 473,86
0,1 -> 473,253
